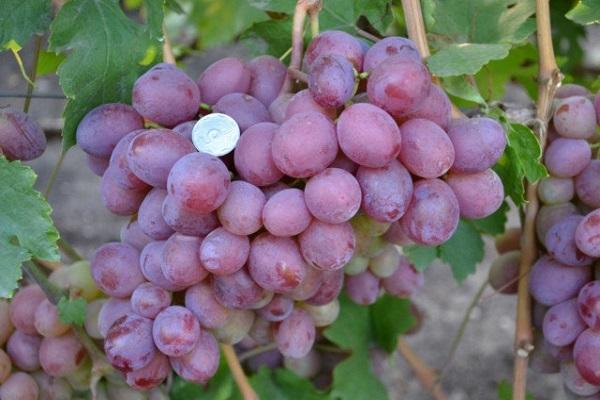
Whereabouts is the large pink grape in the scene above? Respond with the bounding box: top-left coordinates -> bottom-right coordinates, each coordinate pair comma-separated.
304,168 -> 361,224
104,314 -> 156,372
76,103 -> 143,157
125,352 -> 170,390
9,285 -> 45,335
536,202 -> 578,244
161,233 -> 208,288
91,242 -> 145,298
346,271 -> 380,305
258,295 -> 294,322
288,264 -> 322,301
262,188 -> 312,237
127,128 -> 196,188
574,329 -> 600,385
213,93 -> 271,132
367,57 -> 431,117
199,227 -> 249,275
576,210 -> 600,257
306,270 -> 344,306
185,282 -> 231,329
447,117 -> 506,173
299,220 -> 355,271
130,282 -> 172,319
308,54 -> 355,108
303,30 -> 364,71
577,281 -> 600,330
0,372 -> 39,400
270,93 -> 294,123
249,233 -> 307,292
34,299 -> 69,337
132,63 -> 201,127
39,332 -> 87,377
382,256 -> 424,298
107,129 -> 149,191
575,160 -> 600,208
552,96 -> 597,139
197,57 -> 251,105
336,103 -> 402,168
97,298 -> 133,338
162,194 -> 219,236
167,152 -> 231,214
274,309 -> 315,359
217,180 -> 265,235
529,255 -> 591,306
233,122 -> 284,186
555,84 -> 590,98
400,85 -> 451,130
544,138 -> 591,178
543,298 -> 586,346
100,171 -> 148,216
0,107 -> 47,161
400,179 -> 459,245
153,306 -> 200,357
86,154 -> 109,176
545,215 -> 593,267
363,36 -> 420,72
247,55 -> 287,107
138,188 -> 174,240
285,89 -> 336,120
356,159 -> 413,223
6,331 -> 41,371
446,169 -> 504,219
272,112 -> 338,178
212,268 -> 264,309
399,118 -> 454,178
169,330 -> 219,384
140,241 -> 184,291
121,220 -> 153,251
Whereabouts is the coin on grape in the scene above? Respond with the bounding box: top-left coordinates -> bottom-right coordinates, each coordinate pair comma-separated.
191,113 -> 240,156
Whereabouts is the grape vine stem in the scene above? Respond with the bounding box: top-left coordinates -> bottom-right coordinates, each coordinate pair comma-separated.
397,338 -> 448,400
222,344 -> 259,400
23,35 -> 43,114
162,23 -> 176,65
511,1 -> 561,399
400,0 -> 463,118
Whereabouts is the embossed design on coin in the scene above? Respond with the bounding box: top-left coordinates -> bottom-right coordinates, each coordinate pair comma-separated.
192,113 -> 240,156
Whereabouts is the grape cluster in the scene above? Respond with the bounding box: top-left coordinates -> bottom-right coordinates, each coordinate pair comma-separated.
0,263 -> 91,400
508,84 -> 600,398
75,30 -> 506,390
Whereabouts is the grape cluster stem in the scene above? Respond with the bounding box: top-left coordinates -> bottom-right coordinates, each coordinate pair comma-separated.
397,338 -> 448,400
222,344 -> 259,400
511,1 -> 561,399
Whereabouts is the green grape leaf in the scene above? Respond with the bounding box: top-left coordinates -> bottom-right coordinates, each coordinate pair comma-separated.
426,0 -> 536,46
36,51 -> 66,77
442,76 -> 486,105
240,18 -> 293,58
324,295 -> 388,400
552,1 -> 586,74
495,122 -> 547,205
370,296 -> 415,352
170,356 -> 236,400
249,368 -> 327,400
427,43 -> 510,77
247,0 -> 295,13
497,380 -> 534,400
404,245 -> 438,271
57,297 -> 86,326
191,0 -> 268,49
0,0 -> 51,49
0,157 -> 59,298
475,43 -> 538,101
48,0 -> 163,151
470,201 -> 509,235
566,0 -> 600,25
439,220 -> 484,283
354,0 -> 393,34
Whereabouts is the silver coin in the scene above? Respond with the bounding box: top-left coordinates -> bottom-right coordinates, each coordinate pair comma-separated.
191,113 -> 240,156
